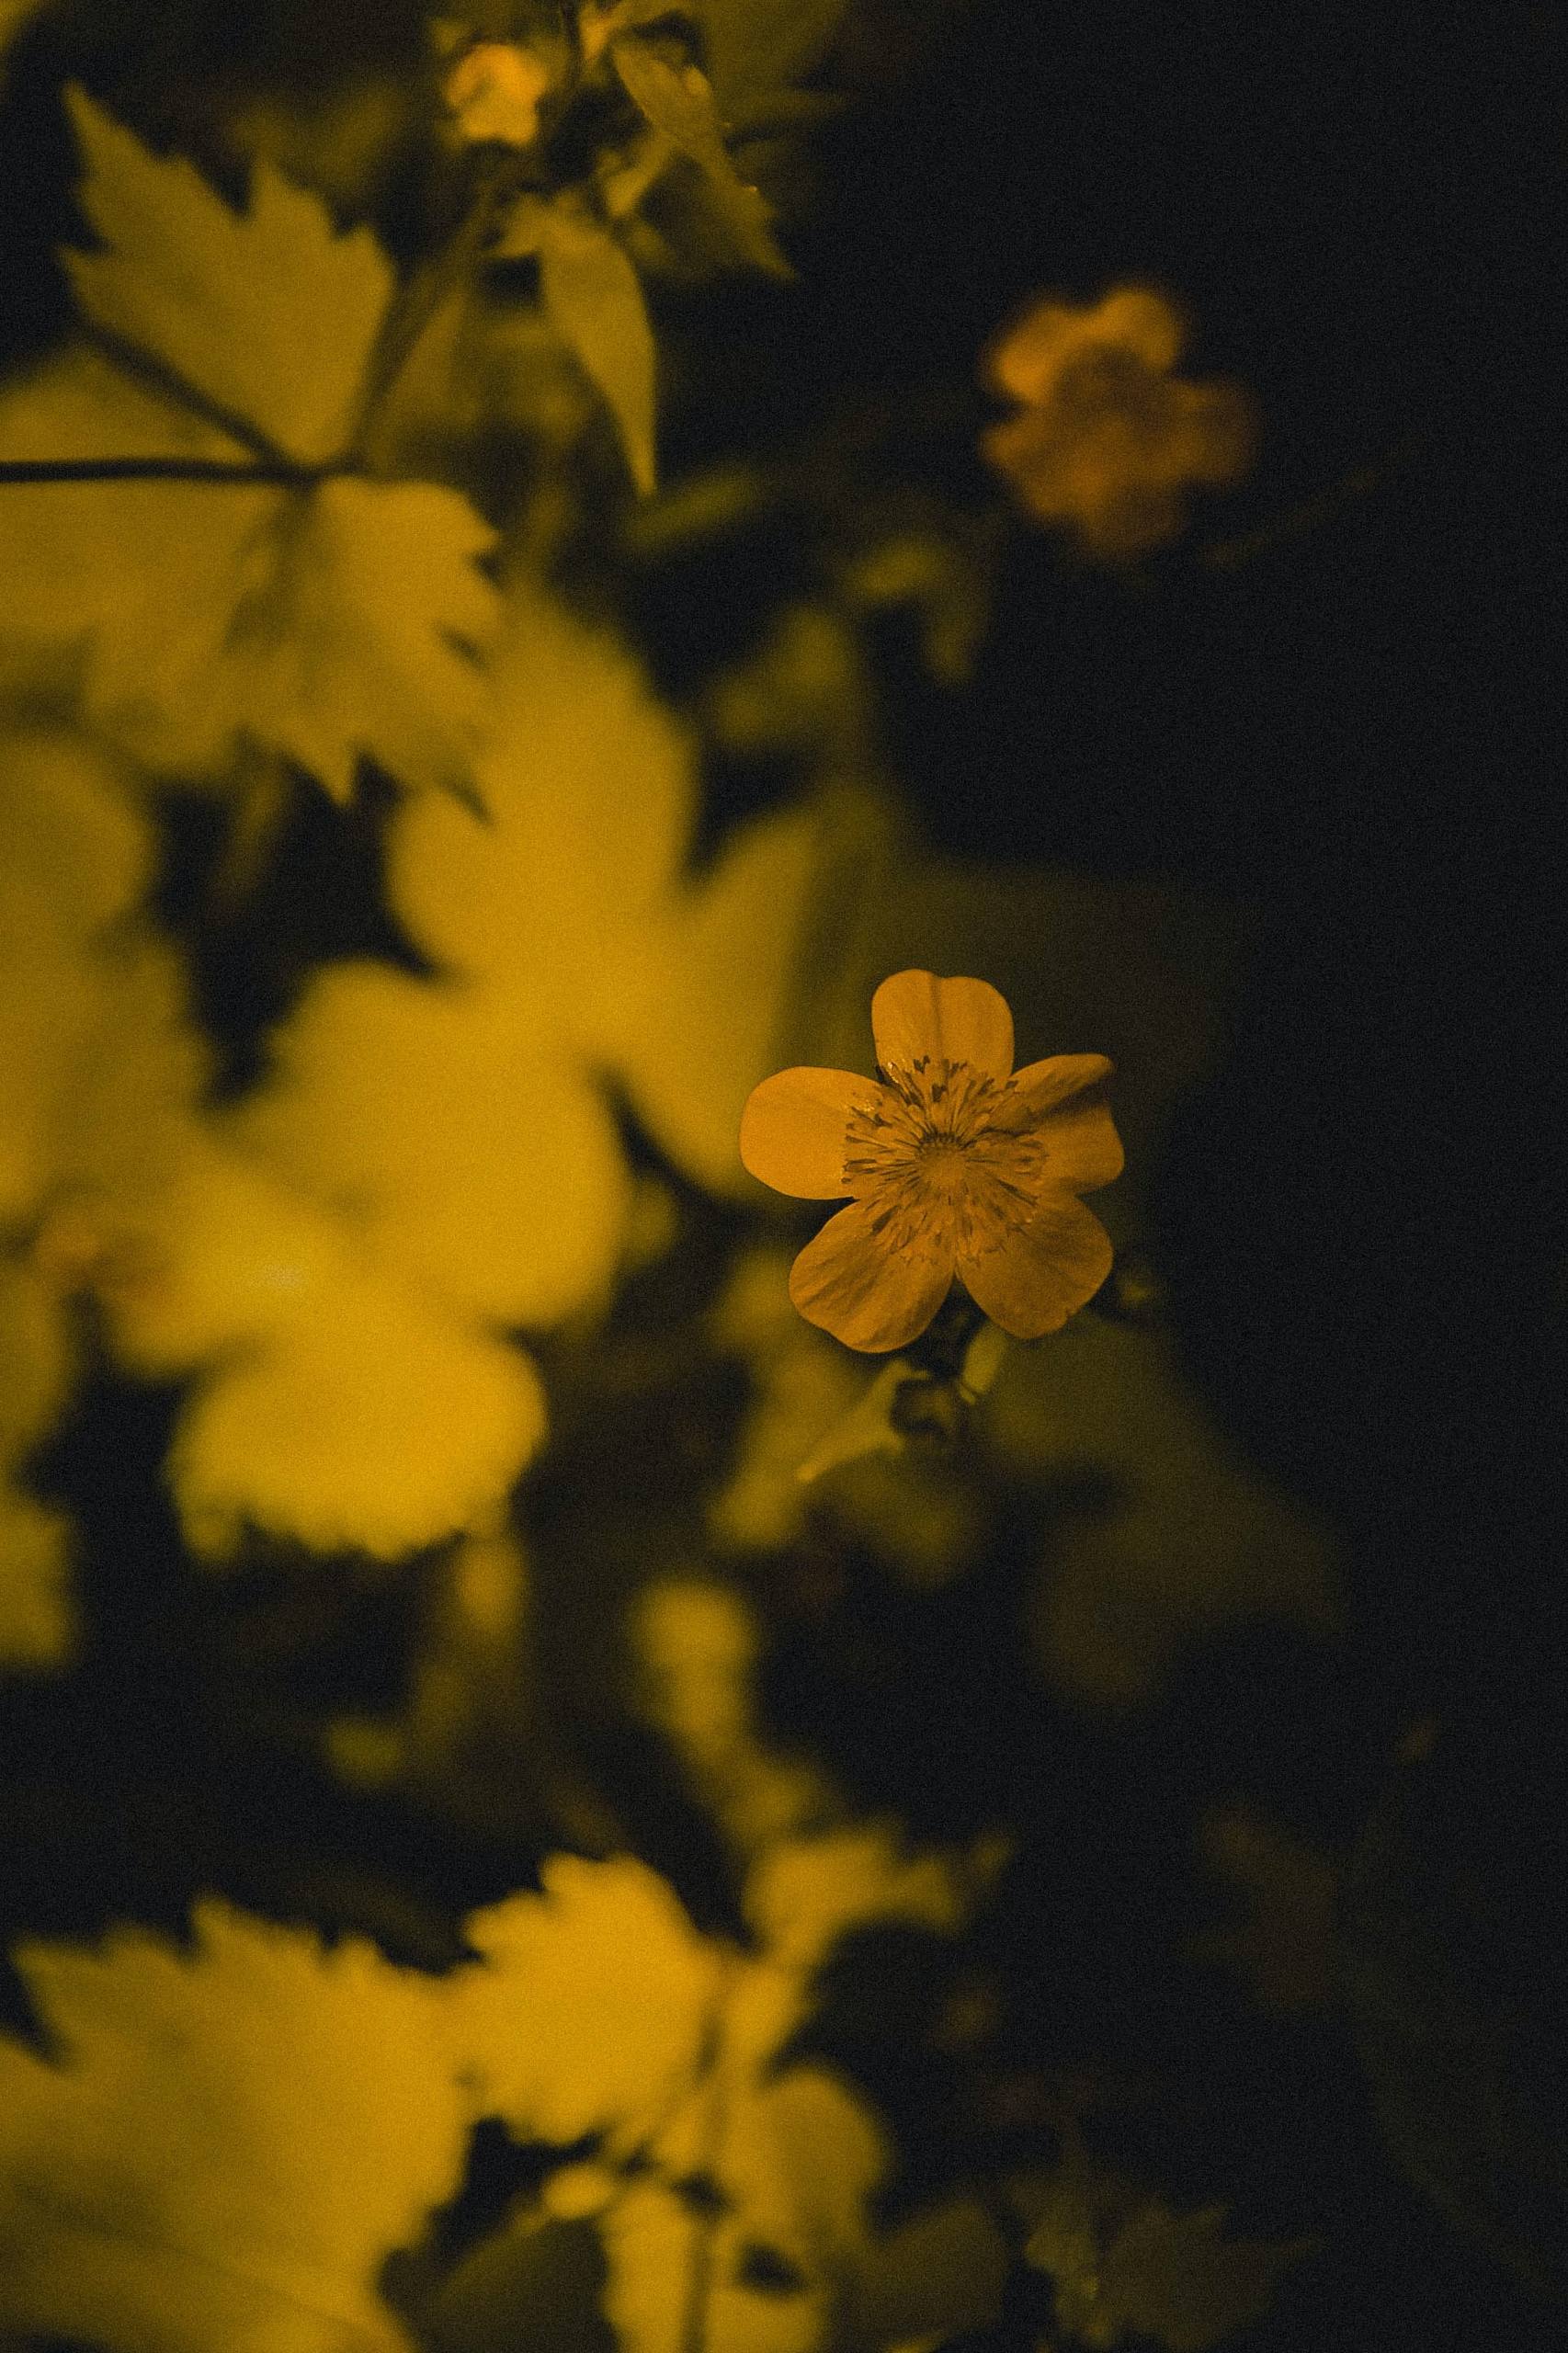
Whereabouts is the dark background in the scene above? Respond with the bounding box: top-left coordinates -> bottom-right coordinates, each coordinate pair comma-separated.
2,3 -> 1563,2347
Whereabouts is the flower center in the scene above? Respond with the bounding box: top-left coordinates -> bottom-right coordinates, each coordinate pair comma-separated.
840,1054 -> 1048,1261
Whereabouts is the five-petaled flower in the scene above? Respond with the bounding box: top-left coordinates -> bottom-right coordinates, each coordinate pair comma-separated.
980,287 -> 1256,558
740,971 -> 1123,1352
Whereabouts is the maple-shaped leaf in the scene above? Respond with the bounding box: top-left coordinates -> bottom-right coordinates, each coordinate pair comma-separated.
449,1856 -> 727,2151
62,83 -> 392,463
0,347 -> 500,800
0,1901 -> 472,2353
374,577 -> 835,1209
387,576 -> 697,988
0,97 -> 501,802
610,36 -> 792,274
500,191 -> 657,494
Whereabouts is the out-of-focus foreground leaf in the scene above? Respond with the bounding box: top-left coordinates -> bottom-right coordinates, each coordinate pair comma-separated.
61,83 -> 392,464
699,0 -> 850,115
0,95 -> 500,801
501,194 -> 658,494
0,1902 -> 472,2353
610,38 -> 790,274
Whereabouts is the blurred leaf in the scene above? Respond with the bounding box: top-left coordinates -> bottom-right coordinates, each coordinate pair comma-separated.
1093,2201 -> 1312,2352
0,727 -> 152,941
1187,1804 -> 1338,2013
423,2215 -> 617,2353
503,193 -> 657,493
699,0 -> 849,112
384,578 -> 832,1201
611,799 -> 828,1196
0,1483 -> 75,1670
0,1902 -> 471,2353
167,1259 -> 549,1560
610,38 -> 791,273
743,1824 -> 982,1970
233,960 -> 633,1331
597,2066 -> 889,2353
0,349 -> 500,801
449,1857 -> 726,2151
62,85 -> 392,464
1024,2144 -> 1312,2351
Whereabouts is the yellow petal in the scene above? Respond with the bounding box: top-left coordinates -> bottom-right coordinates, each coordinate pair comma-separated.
958,1195 -> 1113,1339
1009,1055 -> 1124,1191
739,1067 -> 867,1199
1008,1053 -> 1113,1115
870,971 -> 1014,1082
788,1197 -> 954,1353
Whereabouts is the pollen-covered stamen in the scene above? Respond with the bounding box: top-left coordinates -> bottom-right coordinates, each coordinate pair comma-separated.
839,1055 -> 1052,1257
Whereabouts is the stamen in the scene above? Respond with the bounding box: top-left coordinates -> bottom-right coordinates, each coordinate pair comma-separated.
839,1056 -> 1051,1255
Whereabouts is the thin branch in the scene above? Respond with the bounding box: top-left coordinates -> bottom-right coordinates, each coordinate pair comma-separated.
80,320 -> 302,468
0,456 -> 330,484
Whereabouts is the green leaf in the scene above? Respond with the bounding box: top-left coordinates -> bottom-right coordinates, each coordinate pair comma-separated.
699,0 -> 849,112
609,37 -> 792,274
502,194 -> 657,494
0,347 -> 500,800
61,85 -> 393,464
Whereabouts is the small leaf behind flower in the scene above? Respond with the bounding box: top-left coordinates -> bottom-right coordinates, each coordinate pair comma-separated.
699,0 -> 849,114
609,38 -> 792,275
503,194 -> 657,493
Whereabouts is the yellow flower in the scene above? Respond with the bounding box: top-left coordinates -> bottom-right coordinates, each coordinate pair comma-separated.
739,970 -> 1122,1352
980,287 -> 1255,558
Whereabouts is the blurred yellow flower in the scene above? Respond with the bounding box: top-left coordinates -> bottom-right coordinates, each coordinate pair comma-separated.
740,969 -> 1122,1351
442,40 -> 553,146
980,287 -> 1255,557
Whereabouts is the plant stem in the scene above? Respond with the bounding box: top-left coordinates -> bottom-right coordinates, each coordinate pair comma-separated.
0,457 -> 325,484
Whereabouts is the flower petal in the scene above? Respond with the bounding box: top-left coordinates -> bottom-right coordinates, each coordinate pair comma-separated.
1009,1055 -> 1124,1192
957,1195 -> 1114,1340
1008,1052 -> 1113,1116
870,972 -> 1014,1083
740,1067 -> 868,1199
788,1198 -> 954,1353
